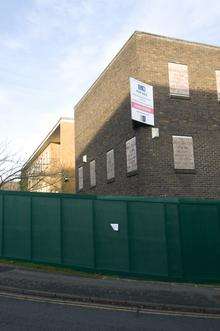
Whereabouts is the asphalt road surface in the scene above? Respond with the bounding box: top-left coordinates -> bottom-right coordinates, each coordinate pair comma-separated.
0,294 -> 219,330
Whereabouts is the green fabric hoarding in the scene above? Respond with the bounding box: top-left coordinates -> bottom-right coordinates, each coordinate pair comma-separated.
0,190 -> 219,283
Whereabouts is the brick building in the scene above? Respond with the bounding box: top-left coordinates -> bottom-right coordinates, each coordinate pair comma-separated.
22,117 -> 75,193
74,31 -> 220,198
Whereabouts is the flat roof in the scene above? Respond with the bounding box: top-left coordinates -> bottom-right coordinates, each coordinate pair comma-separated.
136,31 -> 220,50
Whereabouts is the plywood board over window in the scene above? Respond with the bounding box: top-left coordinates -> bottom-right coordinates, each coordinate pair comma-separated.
216,70 -> 220,101
168,63 -> 189,98
106,149 -> 115,181
172,136 -> 195,170
126,137 -> 137,174
78,167 -> 83,190
90,160 -> 96,187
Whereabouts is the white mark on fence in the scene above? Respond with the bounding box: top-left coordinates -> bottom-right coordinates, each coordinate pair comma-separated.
110,223 -> 119,232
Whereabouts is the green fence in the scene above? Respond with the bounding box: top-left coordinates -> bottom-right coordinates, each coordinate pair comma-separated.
0,190 -> 219,283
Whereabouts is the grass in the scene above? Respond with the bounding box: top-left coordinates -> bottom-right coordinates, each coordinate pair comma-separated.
0,258 -> 111,279
0,258 -> 219,287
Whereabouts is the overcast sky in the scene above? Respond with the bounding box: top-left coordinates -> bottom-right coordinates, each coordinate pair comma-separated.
0,0 -> 219,160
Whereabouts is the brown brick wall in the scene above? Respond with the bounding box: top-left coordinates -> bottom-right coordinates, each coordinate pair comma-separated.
22,118 -> 75,193
75,32 -> 220,198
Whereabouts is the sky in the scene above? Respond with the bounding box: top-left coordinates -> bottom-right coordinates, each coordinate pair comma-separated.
0,0 -> 220,161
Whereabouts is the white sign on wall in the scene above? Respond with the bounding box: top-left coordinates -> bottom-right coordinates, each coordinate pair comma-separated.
78,166 -> 83,190
168,63 -> 189,97
126,137 -> 137,173
106,149 -> 115,180
129,77 -> 154,126
216,70 -> 220,101
90,160 -> 96,187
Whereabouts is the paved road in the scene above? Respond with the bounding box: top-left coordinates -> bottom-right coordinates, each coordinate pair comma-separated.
0,265 -> 220,313
0,294 -> 219,330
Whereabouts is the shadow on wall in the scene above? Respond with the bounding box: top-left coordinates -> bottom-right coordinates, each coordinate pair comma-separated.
75,84 -> 220,198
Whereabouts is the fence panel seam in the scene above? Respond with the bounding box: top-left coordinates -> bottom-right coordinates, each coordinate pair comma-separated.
92,199 -> 96,269
60,197 -> 63,264
30,196 -> 32,260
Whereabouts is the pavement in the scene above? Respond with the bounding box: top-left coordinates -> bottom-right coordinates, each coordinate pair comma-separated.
0,295 -> 220,330
0,263 -> 220,315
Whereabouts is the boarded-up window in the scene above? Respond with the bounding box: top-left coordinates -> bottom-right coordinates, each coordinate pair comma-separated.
168,63 -> 189,97
172,136 -> 195,170
106,149 -> 115,181
126,137 -> 137,173
78,167 -> 83,190
216,70 -> 220,101
90,160 -> 96,187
